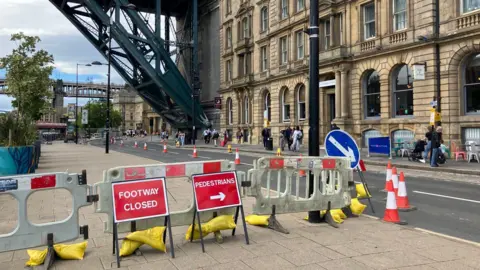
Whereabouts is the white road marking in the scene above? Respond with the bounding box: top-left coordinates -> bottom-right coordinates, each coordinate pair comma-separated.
166,151 -> 179,155
188,155 -> 211,159
413,190 -> 480,204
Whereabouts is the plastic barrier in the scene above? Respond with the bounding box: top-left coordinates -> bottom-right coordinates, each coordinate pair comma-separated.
245,156 -> 352,216
0,171 -> 92,252
93,160 -> 245,234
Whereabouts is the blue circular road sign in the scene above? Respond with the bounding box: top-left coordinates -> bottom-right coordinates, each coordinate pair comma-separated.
324,130 -> 360,169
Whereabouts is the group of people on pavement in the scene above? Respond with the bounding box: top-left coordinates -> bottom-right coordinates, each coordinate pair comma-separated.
421,125 -> 444,167
280,126 -> 303,152
202,128 -> 221,146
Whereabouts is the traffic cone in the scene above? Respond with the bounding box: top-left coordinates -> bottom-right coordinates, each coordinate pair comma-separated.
276,148 -> 282,156
120,140 -> 124,147
235,148 -> 241,165
192,146 -> 198,158
228,144 -> 232,153
144,142 -> 148,151
163,142 -> 168,153
382,161 -> 392,192
397,172 -> 417,211
298,154 -> 306,177
391,167 -> 399,197
383,180 -> 407,225
134,141 -> 138,148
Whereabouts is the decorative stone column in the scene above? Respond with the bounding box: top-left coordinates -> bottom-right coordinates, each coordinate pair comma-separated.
341,70 -> 349,118
335,71 -> 341,119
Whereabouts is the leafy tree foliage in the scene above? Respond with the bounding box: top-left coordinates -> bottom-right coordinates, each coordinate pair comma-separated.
0,32 -> 54,121
79,101 -> 123,129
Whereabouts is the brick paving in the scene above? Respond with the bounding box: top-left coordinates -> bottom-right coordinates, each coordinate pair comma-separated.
0,142 -> 479,269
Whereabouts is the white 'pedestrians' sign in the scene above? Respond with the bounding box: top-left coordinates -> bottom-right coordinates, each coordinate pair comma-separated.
324,130 -> 360,169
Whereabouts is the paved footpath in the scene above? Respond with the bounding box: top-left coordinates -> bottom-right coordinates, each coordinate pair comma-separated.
1,143 -> 480,269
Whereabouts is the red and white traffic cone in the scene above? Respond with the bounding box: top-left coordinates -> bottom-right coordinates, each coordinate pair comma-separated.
397,172 -> 417,211
382,161 -> 392,192
235,148 -> 241,165
383,180 -> 407,225
391,167 -> 399,197
144,142 -> 148,151
192,146 -> 198,158
298,154 -> 306,177
134,141 -> 138,148
120,140 -> 124,147
163,142 -> 168,153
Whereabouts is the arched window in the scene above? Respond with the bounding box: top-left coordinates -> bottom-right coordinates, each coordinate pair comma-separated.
225,27 -> 232,48
364,70 -> 381,118
242,17 -> 249,39
244,96 -> 250,124
362,129 -> 381,147
264,91 -> 271,122
227,98 -> 233,125
464,53 -> 480,114
393,64 -> 413,117
297,85 -> 306,120
261,7 -> 269,32
281,87 -> 290,122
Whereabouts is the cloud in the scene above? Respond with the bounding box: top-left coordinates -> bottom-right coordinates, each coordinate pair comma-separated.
0,1 -> 179,111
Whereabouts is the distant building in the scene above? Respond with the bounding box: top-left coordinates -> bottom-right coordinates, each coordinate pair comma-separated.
113,91 -> 170,134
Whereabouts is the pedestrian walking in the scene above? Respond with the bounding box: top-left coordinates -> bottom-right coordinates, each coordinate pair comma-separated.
430,126 -> 443,167
291,126 -> 302,152
212,129 -> 219,146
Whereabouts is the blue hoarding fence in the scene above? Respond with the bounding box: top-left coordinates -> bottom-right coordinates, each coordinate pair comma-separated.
368,137 -> 392,159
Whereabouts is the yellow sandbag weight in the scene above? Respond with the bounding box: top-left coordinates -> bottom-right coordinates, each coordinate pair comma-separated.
245,215 -> 269,226
53,241 -> 88,260
185,215 -> 236,240
126,227 -> 167,252
350,198 -> 367,215
25,248 -> 48,266
119,239 -> 143,257
356,183 -> 371,199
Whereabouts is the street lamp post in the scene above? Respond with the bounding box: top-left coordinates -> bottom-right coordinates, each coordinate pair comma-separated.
101,3 -> 137,154
75,63 -> 92,144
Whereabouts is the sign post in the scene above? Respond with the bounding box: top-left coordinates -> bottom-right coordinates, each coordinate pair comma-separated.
111,178 -> 174,268
191,171 -> 249,252
324,130 -> 374,213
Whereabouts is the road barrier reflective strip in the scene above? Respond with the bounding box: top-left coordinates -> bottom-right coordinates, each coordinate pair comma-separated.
0,172 -> 92,252
245,156 -> 352,216
94,160 -> 238,234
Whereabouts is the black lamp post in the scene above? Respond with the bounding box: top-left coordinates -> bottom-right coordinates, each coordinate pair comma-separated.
101,3 -> 137,154
75,63 -> 92,144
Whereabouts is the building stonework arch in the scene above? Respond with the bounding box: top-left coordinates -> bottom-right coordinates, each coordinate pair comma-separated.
447,43 -> 480,72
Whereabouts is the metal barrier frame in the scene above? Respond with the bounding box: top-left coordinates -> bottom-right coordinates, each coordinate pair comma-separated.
245,156 -> 352,215
93,160 -> 246,234
0,171 -> 92,252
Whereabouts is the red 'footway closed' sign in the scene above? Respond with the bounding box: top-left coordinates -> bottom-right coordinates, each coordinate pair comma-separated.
112,178 -> 169,223
192,171 -> 241,212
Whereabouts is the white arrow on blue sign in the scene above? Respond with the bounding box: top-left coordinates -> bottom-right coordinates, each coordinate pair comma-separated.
324,130 -> 360,169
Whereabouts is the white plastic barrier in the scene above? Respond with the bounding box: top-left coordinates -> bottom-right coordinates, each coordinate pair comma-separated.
93,160 -> 246,233
245,156 -> 352,215
0,171 -> 92,252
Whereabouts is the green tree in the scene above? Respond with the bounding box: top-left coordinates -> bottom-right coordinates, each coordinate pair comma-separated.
0,32 -> 54,121
79,101 -> 123,129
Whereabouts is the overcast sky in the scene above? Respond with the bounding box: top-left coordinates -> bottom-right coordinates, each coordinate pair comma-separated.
0,0 -> 173,111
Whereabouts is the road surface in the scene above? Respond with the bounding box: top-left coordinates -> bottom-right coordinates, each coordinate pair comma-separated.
90,139 -> 480,242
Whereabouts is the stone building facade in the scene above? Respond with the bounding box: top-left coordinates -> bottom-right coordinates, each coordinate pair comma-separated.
218,0 -> 480,147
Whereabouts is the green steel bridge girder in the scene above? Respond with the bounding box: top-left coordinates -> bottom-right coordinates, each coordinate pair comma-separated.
48,0 -> 209,128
